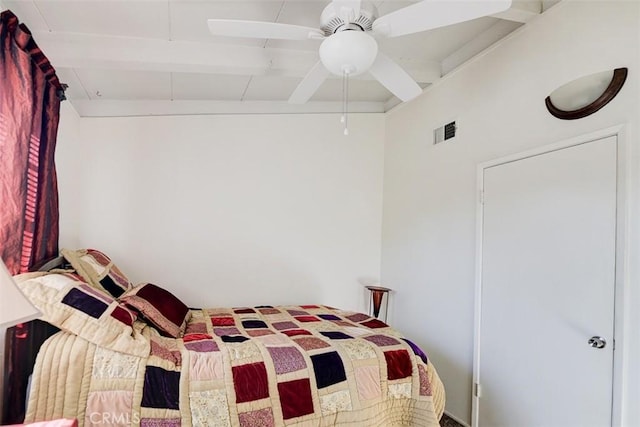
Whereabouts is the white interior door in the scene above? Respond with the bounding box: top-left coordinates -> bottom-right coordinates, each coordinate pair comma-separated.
476,136 -> 617,427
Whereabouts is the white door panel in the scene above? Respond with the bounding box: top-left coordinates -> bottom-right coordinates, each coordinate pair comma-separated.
477,136 -> 617,427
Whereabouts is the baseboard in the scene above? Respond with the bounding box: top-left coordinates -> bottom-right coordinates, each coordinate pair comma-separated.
444,410 -> 471,427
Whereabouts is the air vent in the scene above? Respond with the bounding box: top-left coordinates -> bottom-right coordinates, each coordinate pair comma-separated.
434,121 -> 457,145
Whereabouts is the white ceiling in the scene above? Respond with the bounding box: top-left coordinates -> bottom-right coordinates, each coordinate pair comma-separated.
1,0 -> 546,117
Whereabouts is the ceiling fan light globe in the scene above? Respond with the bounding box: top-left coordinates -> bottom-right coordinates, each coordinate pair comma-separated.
319,31 -> 378,77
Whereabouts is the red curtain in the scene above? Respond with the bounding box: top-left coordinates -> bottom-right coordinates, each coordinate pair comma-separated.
0,10 -> 64,423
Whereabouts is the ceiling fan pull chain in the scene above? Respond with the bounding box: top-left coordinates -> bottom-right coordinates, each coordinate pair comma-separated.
342,69 -> 350,136
341,71 -> 346,124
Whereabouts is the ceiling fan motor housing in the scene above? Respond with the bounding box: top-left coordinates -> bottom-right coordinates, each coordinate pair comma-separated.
320,2 -> 377,35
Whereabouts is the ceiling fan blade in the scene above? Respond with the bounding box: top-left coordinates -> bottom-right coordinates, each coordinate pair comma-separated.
288,61 -> 331,104
368,53 -> 422,102
207,19 -> 324,40
372,0 -> 512,38
331,0 -> 361,23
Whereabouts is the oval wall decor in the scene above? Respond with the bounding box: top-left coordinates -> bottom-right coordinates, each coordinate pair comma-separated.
545,68 -> 628,120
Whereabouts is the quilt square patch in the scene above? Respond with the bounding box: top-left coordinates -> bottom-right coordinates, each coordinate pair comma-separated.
384,349 -> 413,380
86,390 -> 134,427
339,340 -> 376,360
418,364 -> 433,396
287,309 -> 309,316
185,322 -> 208,334
272,321 -> 299,331
239,408 -> 275,427
282,329 -> 312,337
211,317 -> 235,326
214,327 -> 241,336
295,316 -> 320,322
256,334 -> 291,346
364,335 -> 401,347
85,249 -> 110,267
318,314 -> 341,321
190,389 -> 230,427
100,275 -> 126,298
343,326 -> 370,337
361,319 -> 388,329
229,341 -> 261,361
346,313 -> 369,322
208,309 -> 232,316
92,347 -> 139,379
389,382 -> 412,399
37,272 -> 79,290
234,308 -> 256,314
184,322 -> 208,335
190,310 -> 204,319
300,305 -> 320,309
355,365 -> 381,400
110,305 -> 136,326
233,362 -> 269,403
320,389 -> 353,415
267,346 -> 306,374
278,378 -> 314,420
189,352 -> 224,381
62,288 -> 108,319
241,320 -> 268,329
141,366 -> 180,409
150,340 -> 181,366
320,331 -> 352,340
221,335 -> 249,343
79,284 -> 113,304
294,337 -> 330,351
183,333 -> 212,342
247,329 -> 274,337
333,320 -> 355,327
258,308 -> 280,315
184,340 -> 219,352
311,351 -> 347,389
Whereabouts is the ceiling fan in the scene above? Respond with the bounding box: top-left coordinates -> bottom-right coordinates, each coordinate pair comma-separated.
208,0 -> 512,105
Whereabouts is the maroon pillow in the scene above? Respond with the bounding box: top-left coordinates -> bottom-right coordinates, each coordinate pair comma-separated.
119,283 -> 190,338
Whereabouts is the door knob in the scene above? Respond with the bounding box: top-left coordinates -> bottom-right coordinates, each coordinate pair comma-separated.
588,336 -> 606,349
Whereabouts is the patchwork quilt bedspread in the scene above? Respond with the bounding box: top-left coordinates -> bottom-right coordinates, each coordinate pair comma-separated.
26,305 -> 444,426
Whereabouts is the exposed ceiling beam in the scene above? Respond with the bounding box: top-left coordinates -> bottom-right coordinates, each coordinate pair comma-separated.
492,0 -> 541,23
68,99 -> 386,117
32,31 -> 441,83
34,31 -> 295,76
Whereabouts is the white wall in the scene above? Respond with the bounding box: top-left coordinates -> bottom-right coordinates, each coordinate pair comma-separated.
54,2 -> 640,424
56,107 -> 385,312
381,1 -> 639,425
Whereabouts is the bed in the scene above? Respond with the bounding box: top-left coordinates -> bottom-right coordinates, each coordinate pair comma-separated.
15,249 -> 445,426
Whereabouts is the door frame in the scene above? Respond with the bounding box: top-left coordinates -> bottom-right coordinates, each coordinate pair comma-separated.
472,125 -> 629,427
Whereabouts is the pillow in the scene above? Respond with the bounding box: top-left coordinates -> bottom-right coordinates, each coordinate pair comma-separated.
14,271 -> 148,356
60,248 -> 133,298
119,283 -> 191,338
